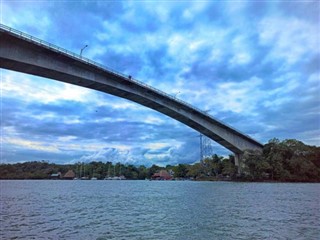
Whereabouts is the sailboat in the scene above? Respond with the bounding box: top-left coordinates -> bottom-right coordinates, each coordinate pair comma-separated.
73,163 -> 80,180
81,162 -> 89,180
91,167 -> 98,180
104,164 -> 113,180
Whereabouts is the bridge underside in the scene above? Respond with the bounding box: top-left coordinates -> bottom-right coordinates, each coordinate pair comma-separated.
0,28 -> 263,160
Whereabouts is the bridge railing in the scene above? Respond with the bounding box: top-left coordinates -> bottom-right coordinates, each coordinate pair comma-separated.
0,24 -> 260,143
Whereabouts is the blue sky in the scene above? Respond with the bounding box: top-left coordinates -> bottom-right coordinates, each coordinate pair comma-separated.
1,0 -> 319,166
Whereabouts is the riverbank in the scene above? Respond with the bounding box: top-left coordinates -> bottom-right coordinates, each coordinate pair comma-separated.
1,139 -> 320,183
1,177 -> 319,183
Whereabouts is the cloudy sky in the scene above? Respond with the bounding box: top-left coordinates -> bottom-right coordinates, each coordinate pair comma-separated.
1,0 -> 319,166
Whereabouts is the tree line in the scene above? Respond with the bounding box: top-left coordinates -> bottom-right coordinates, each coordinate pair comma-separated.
241,138 -> 320,182
0,139 -> 319,182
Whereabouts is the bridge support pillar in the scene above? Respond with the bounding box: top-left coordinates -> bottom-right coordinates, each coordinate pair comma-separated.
234,153 -> 243,175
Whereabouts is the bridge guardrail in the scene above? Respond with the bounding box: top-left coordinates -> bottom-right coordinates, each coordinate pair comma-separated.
0,24 -> 260,144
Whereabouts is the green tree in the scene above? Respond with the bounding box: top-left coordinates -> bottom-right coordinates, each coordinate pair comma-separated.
221,155 -> 237,177
137,165 -> 147,179
242,150 -> 269,180
123,164 -> 139,179
202,154 -> 224,176
263,139 -> 290,180
187,163 -> 202,178
173,164 -> 188,178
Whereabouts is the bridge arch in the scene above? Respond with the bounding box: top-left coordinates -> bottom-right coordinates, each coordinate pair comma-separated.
0,24 -> 263,168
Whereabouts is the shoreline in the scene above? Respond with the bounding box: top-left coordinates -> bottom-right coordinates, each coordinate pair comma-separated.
1,178 -> 319,183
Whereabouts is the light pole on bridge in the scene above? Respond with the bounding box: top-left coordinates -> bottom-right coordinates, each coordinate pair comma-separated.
80,45 -> 88,57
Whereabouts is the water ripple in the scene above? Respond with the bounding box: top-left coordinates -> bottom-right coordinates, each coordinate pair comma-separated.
1,180 -> 319,240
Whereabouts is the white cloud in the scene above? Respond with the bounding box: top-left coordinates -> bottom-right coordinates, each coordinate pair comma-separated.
263,97 -> 292,109
144,116 -> 165,125
211,77 -> 263,114
259,16 -> 319,64
4,137 -> 60,153
182,1 -> 210,21
225,0 -> 248,15
299,129 -> 320,146
166,26 -> 230,68
2,70 -> 94,104
146,142 -> 172,150
1,1 -> 319,165
142,2 -> 190,23
57,136 -> 78,142
104,100 -> 143,110
272,72 -> 300,83
3,126 -> 124,156
78,146 -> 138,165
230,53 -> 251,65
308,73 -> 319,84
263,73 -> 302,109
85,44 -> 108,59
2,2 -> 51,38
229,36 -> 252,65
57,140 -> 131,153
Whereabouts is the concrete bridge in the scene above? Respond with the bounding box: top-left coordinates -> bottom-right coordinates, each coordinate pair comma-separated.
0,24 -> 263,171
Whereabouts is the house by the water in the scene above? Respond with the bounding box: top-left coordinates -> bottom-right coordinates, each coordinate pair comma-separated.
50,172 -> 62,179
151,170 -> 172,180
63,170 -> 76,180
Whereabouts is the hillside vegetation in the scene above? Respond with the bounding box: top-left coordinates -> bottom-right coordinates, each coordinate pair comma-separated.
1,139 -> 319,182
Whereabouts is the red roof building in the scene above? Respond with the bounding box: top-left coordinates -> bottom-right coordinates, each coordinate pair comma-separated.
152,170 -> 172,180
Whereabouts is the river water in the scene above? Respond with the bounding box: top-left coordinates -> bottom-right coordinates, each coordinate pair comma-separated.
1,180 -> 319,240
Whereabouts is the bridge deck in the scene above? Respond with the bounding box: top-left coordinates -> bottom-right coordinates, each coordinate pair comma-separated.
0,24 -> 264,155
